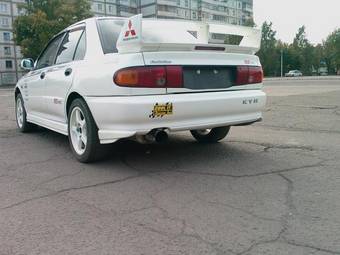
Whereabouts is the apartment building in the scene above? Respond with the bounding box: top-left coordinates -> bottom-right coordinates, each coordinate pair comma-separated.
0,0 -> 25,86
140,0 -> 253,25
90,0 -> 139,17
91,0 -> 253,25
0,0 -> 253,86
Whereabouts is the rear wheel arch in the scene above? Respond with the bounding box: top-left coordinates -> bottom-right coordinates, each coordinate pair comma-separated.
65,92 -> 98,128
66,92 -> 83,116
67,98 -> 107,163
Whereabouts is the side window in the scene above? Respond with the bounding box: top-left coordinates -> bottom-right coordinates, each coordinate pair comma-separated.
55,29 -> 84,65
74,30 -> 86,61
36,34 -> 64,69
97,19 -> 124,54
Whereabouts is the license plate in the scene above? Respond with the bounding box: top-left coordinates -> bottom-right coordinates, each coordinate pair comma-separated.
149,103 -> 173,118
183,66 -> 234,90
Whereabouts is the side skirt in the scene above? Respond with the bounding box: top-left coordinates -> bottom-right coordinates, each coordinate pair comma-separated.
27,113 -> 68,136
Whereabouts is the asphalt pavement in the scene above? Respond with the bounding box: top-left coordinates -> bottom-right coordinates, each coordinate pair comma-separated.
0,77 -> 340,255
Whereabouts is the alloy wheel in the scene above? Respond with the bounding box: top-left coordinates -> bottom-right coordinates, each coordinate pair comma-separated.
70,107 -> 88,155
16,97 -> 24,128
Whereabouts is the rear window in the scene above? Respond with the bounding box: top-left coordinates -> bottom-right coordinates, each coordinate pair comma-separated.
97,19 -> 125,54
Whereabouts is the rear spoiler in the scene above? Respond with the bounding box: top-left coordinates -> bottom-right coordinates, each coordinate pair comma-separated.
117,14 -> 261,55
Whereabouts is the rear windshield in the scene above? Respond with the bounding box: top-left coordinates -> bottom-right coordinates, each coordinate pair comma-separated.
96,19 -> 125,54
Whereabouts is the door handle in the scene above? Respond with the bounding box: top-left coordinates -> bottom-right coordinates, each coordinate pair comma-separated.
40,72 -> 45,79
64,68 -> 72,76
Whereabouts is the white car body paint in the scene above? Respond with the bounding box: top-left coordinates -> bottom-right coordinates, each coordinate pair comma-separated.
15,15 -> 266,144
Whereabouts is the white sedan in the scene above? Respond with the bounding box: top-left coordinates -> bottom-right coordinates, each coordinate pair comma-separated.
15,15 -> 266,162
285,70 -> 303,77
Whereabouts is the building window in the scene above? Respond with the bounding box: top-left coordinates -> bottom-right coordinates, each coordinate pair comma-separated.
4,46 -> 11,55
97,3 -> 103,11
5,60 -> 13,69
0,3 -> 8,13
3,32 -> 10,41
1,17 -> 9,27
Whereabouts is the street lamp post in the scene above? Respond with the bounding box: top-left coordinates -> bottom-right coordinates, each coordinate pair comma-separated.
280,49 -> 283,77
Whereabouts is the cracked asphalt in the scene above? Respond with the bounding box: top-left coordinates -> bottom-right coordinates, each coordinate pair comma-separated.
0,77 -> 340,255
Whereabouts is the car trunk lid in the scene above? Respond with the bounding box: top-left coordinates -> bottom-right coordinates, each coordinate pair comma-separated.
142,51 -> 262,93
113,14 -> 263,94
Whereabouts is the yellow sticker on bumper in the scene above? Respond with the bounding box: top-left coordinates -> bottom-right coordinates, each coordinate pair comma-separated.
149,103 -> 173,118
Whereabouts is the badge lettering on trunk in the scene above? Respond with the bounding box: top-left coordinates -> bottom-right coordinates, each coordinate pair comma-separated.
243,98 -> 259,105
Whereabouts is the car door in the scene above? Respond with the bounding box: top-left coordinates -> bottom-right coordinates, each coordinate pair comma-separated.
43,27 -> 86,123
25,34 -> 64,118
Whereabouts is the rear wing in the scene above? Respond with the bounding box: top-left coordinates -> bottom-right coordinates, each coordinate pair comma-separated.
117,14 -> 261,55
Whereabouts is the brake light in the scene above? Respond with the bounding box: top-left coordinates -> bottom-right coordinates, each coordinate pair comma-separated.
165,66 -> 183,88
236,66 -> 263,85
114,66 -> 183,88
235,66 -> 249,85
195,46 -> 226,51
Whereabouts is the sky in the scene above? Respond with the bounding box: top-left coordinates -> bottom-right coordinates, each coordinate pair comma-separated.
253,0 -> 340,45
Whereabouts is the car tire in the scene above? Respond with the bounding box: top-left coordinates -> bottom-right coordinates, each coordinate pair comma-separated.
190,126 -> 231,143
68,98 -> 107,163
15,93 -> 35,132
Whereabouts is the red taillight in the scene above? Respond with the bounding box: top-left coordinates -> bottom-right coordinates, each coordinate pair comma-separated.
249,66 -> 263,84
114,66 -> 183,88
236,66 -> 263,85
165,66 -> 183,88
235,66 -> 249,85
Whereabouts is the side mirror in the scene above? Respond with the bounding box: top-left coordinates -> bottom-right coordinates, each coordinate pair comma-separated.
20,58 -> 34,71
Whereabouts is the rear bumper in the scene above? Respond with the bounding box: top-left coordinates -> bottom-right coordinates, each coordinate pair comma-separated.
85,90 -> 266,144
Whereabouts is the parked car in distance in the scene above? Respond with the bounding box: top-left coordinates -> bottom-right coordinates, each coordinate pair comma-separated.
318,67 -> 328,76
285,70 -> 303,77
15,15 -> 266,162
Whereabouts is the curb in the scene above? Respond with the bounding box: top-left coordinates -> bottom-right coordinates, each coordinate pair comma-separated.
264,76 -> 340,81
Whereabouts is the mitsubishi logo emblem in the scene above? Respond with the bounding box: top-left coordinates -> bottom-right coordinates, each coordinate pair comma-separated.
125,20 -> 136,37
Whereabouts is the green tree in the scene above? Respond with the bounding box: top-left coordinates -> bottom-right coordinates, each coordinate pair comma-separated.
290,26 -> 314,75
13,0 -> 92,59
324,29 -> 340,74
293,26 -> 309,48
276,40 -> 290,75
257,22 -> 340,77
311,44 -> 326,74
257,22 -> 279,77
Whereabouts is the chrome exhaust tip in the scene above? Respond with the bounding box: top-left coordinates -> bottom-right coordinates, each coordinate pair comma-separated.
153,129 -> 168,143
135,129 -> 169,144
